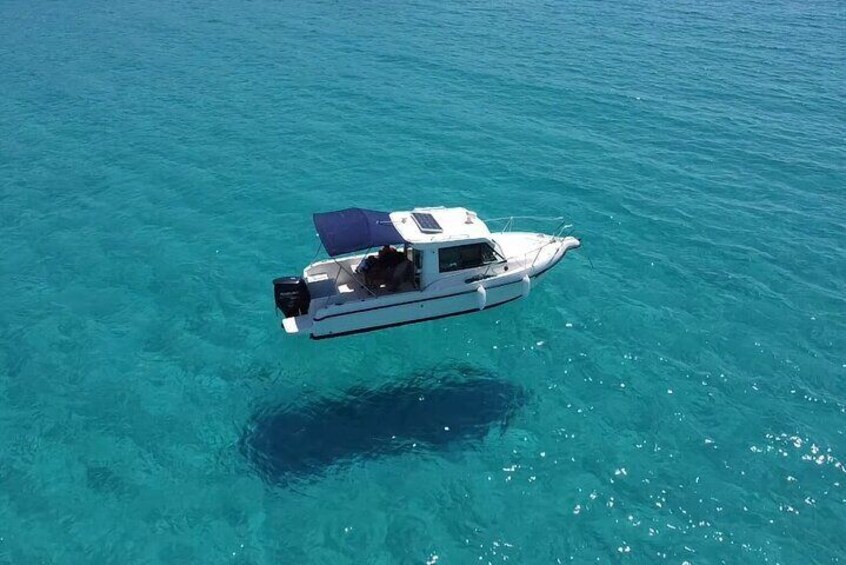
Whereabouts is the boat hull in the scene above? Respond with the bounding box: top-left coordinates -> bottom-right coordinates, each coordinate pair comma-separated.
278,234 -> 580,339
310,277 -> 525,339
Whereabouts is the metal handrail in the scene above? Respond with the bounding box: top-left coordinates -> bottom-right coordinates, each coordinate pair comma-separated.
482,215 -> 571,237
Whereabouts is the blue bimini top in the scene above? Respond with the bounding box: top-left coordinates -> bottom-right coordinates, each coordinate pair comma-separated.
312,208 -> 407,257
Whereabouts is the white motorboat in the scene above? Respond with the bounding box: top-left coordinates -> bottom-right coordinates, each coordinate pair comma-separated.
273,207 -> 580,339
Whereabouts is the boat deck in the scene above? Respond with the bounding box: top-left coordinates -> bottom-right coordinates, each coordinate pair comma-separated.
304,256 -> 416,305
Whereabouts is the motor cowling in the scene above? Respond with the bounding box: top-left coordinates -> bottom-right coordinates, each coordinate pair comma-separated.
273,277 -> 310,318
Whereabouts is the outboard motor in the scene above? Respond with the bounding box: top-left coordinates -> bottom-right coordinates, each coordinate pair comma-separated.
273,277 -> 310,318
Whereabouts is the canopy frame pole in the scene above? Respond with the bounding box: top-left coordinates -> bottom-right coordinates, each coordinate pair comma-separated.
309,241 -> 324,265
331,253 -> 377,298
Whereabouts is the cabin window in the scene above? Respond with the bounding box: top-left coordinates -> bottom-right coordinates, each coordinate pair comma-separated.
438,243 -> 499,273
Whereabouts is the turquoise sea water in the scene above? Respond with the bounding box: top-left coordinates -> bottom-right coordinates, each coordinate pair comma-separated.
2,0 -> 845,562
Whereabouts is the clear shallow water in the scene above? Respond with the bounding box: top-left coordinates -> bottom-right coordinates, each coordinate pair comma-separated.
1,0 -> 844,562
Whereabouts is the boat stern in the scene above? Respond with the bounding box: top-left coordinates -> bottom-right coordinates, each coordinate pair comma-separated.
282,314 -> 314,336
273,276 -> 313,336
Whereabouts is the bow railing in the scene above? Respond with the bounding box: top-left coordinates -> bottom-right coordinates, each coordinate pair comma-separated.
483,215 -> 573,238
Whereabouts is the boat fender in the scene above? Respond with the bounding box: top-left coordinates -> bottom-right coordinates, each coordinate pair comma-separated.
521,275 -> 531,298
476,285 -> 487,310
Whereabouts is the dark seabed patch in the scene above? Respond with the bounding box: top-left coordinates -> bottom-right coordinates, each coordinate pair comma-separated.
240,365 -> 527,485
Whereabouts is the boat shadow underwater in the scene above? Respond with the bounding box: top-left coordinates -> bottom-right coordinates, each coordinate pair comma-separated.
240,365 -> 527,485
